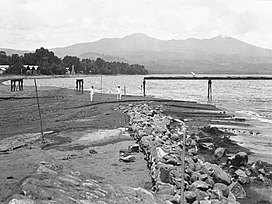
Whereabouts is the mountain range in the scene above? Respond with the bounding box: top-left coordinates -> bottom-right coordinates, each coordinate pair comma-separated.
2,33 -> 272,74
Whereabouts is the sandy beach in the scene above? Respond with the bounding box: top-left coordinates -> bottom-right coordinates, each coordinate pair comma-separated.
0,75 -> 271,204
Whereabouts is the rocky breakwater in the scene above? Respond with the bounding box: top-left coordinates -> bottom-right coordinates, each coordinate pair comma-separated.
123,102 -> 272,204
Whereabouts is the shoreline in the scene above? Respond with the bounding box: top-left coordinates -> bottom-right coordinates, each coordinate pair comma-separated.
0,75 -> 271,203
0,75 -> 267,161
1,75 -> 270,162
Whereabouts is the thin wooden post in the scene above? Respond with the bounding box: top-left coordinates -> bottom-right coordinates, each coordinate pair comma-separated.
124,85 -> 126,96
18,79 -> 23,91
10,80 -> 13,92
81,79 -> 84,94
34,79 -> 44,143
180,127 -> 186,204
208,79 -> 212,101
143,79 -> 146,97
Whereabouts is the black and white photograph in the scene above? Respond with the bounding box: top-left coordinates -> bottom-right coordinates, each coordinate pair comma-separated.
0,0 -> 272,203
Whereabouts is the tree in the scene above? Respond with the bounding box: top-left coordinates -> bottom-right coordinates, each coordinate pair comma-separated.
0,51 -> 9,65
63,55 -> 82,73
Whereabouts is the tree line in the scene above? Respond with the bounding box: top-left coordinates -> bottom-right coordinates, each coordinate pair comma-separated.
0,48 -> 148,75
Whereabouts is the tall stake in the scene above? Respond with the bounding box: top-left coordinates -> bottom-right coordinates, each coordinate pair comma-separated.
34,79 -> 44,143
180,127 -> 186,204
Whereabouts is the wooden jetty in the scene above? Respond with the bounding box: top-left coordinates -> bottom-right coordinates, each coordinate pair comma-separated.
143,76 -> 272,100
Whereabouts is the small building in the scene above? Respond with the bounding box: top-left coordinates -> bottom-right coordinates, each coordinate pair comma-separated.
0,65 -> 9,75
24,65 -> 39,75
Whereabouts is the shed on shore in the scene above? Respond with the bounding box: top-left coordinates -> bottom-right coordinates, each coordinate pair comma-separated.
0,65 -> 9,74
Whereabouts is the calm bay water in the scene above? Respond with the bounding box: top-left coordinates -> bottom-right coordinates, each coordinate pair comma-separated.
22,74 -> 272,162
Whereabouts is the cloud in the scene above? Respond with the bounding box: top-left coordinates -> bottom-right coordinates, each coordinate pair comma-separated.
1,0 -> 272,50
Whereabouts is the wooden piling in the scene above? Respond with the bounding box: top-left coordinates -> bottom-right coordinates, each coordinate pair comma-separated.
20,79 -> 23,91
207,79 -> 212,101
10,80 -> 14,91
143,79 -> 146,97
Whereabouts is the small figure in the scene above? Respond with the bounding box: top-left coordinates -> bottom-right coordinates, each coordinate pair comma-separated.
116,85 -> 122,100
138,85 -> 143,94
90,86 -> 94,101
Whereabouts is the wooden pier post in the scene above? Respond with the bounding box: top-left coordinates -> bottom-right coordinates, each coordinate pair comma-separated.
207,79 -> 212,101
20,79 -> 23,91
143,79 -> 146,97
11,80 -> 14,91
76,79 -> 84,94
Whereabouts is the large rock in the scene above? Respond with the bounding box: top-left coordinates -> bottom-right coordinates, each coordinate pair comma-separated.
156,183 -> 176,195
191,172 -> 201,183
214,148 -> 226,159
119,155 -> 136,162
190,181 -> 210,191
202,126 -> 221,135
128,144 -> 140,153
204,163 -> 231,185
158,166 -> 171,183
235,169 -> 250,184
194,189 -> 210,201
214,183 -> 229,197
251,160 -> 270,172
228,152 -> 248,167
184,191 -> 197,203
229,182 -> 246,199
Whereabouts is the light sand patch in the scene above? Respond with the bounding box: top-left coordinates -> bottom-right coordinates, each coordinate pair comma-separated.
75,128 -> 129,144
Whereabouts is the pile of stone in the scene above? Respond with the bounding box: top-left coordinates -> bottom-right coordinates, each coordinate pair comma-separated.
8,161 -> 166,204
122,102 -> 272,204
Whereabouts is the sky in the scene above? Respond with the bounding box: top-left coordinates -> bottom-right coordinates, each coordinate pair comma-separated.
1,0 -> 272,50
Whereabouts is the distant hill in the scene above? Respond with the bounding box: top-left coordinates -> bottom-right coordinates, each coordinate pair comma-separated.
2,34 -> 272,74
51,33 -> 272,74
0,48 -> 30,56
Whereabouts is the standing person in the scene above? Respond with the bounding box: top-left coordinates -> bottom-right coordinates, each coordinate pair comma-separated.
90,86 -> 94,101
116,85 -> 122,100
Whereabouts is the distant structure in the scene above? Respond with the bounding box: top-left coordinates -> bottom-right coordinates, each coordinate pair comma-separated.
65,67 -> 70,74
24,65 -> 39,75
71,65 -> 75,75
0,65 -> 9,75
